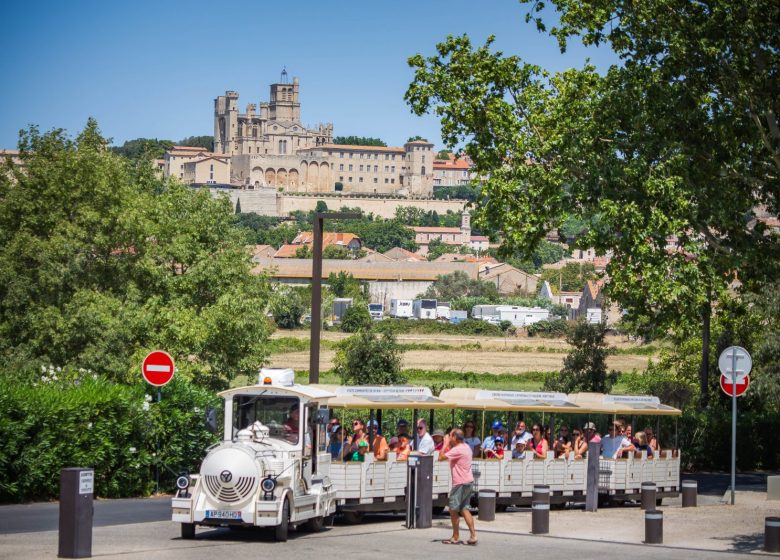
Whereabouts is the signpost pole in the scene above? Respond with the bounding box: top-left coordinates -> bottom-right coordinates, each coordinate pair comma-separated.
731,351 -> 737,506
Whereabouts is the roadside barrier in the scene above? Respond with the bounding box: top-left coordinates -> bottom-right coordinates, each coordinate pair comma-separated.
644,510 -> 663,544
531,501 -> 550,534
766,517 -> 780,553
681,480 -> 697,508
640,482 -> 657,510
478,489 -> 496,521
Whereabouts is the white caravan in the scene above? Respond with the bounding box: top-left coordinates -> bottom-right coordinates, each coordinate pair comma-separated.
436,302 -> 451,320
172,369 -> 336,541
413,299 -> 438,320
368,303 -> 384,321
497,306 -> 550,327
389,299 -> 413,319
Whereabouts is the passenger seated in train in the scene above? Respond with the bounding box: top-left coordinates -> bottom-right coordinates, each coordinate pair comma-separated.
553,424 -> 572,458
396,419 -> 413,448
344,418 -> 368,460
327,424 -> 345,460
347,440 -> 369,462
432,429 -> 445,451
572,427 -> 588,459
643,427 -> 659,452
601,422 -> 636,459
484,436 -> 505,459
462,421 -> 481,456
482,419 -> 504,455
530,423 -> 549,458
367,419 -> 389,460
583,422 -> 600,443
634,431 -> 653,457
415,419 -> 435,454
511,420 -> 532,450
396,434 -> 412,460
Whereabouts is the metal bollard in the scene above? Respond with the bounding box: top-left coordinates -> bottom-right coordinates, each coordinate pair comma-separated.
531,501 -> 550,534
532,484 -> 551,506
478,489 -> 496,522
766,517 -> 780,553
681,480 -> 698,508
644,510 -> 663,544
641,482 -> 657,511
58,468 -> 94,558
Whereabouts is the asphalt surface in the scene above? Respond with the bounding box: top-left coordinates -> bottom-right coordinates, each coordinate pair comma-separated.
0,472 -> 775,535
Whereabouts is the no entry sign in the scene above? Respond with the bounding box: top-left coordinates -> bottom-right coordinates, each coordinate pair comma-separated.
141,350 -> 175,386
720,372 -> 749,397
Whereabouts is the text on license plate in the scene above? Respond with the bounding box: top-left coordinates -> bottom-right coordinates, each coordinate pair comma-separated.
206,510 -> 242,520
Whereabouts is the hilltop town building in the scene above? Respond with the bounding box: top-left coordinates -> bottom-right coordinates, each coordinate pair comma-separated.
207,71 -> 434,196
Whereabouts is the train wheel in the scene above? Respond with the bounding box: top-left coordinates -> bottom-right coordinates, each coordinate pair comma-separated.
342,511 -> 364,525
274,499 -> 290,542
181,523 -> 195,540
305,516 -> 325,532
495,504 -> 509,513
432,506 -> 446,516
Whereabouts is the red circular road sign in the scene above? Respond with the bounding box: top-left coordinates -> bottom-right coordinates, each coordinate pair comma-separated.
720,373 -> 749,397
142,351 -> 175,386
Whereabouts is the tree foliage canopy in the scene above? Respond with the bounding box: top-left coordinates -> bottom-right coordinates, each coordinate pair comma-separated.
421,271 -> 500,302
333,136 -> 387,147
406,0 -> 780,402
544,321 -> 618,393
0,121 -> 272,390
334,332 -> 405,386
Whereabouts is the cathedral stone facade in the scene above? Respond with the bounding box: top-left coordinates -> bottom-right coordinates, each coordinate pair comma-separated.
213,71 -> 433,196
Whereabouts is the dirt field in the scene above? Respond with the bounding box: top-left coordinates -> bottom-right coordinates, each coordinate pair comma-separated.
268,330 -> 656,374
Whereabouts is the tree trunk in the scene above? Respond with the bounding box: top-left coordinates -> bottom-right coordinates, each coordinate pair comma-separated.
699,293 -> 711,408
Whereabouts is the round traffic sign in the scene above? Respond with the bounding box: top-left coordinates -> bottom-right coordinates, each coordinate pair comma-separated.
720,372 -> 749,397
718,346 -> 752,379
142,350 -> 175,386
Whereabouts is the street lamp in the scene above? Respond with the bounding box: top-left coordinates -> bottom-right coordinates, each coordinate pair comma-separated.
309,212 -> 361,383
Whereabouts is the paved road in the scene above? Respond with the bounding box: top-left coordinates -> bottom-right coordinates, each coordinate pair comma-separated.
0,516 -> 760,560
0,496 -> 171,534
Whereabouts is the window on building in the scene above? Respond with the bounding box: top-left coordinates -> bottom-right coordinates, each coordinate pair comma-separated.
391,178 -> 395,184
391,166 -> 395,172
349,176 -> 353,182
210,164 -> 214,171
349,153 -> 353,158
384,178 -> 389,184
339,164 -> 344,171
374,154 -> 378,159
374,165 -> 378,172
384,165 -> 389,172
385,154 -> 389,160
421,166 -> 426,175
359,165 -> 363,171
373,178 -> 378,183
340,152 -> 344,158
340,176 -> 344,181
348,164 -> 353,171
422,155 -> 426,163
359,177 -> 363,183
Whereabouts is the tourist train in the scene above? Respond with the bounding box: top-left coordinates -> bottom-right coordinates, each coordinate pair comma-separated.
172,369 -> 681,540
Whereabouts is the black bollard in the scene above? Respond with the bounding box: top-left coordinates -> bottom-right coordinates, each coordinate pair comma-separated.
641,482 -> 657,511
766,517 -> 780,553
478,489 -> 496,521
681,480 -> 697,508
644,510 -> 663,544
531,501 -> 550,534
58,468 -> 94,558
532,484 -> 551,506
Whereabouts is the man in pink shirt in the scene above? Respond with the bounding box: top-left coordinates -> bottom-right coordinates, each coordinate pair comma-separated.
439,428 -> 477,545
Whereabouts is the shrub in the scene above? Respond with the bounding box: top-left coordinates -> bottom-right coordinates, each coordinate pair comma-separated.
527,319 -> 569,338
334,332 -> 405,385
0,370 -> 218,503
543,321 -> 618,393
340,304 -> 372,333
271,288 -> 305,329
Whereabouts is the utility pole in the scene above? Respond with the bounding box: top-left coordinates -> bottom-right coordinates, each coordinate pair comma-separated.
309,212 -> 361,383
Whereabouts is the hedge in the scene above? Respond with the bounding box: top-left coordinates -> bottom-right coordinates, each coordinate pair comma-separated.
0,371 -> 218,503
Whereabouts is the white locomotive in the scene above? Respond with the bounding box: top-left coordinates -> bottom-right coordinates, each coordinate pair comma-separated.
172,369 -> 336,541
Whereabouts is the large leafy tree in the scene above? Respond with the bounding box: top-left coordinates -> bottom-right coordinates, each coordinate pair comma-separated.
406,0 -> 780,405
0,120 -> 272,390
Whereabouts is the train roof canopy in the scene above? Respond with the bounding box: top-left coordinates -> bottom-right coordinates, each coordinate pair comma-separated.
438,389 -> 582,413
568,393 -> 682,416
310,385 -> 449,409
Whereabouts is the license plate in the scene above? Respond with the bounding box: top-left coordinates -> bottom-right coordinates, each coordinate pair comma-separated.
206,510 -> 242,520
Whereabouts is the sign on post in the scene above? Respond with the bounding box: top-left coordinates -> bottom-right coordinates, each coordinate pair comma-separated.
141,350 -> 175,387
718,345 -> 752,506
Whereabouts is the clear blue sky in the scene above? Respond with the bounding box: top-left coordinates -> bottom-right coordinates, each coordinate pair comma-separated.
0,0 -> 616,150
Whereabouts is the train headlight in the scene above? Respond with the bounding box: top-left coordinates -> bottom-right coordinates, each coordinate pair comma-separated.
261,477 -> 276,493
176,475 -> 190,490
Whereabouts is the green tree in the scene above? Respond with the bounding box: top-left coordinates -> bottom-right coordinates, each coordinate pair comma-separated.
0,121 -> 272,390
406,2 -> 780,405
314,200 -> 328,213
270,288 -> 305,329
421,271 -> 500,302
110,138 -> 173,160
436,150 -> 452,159
407,135 -> 427,142
322,245 -> 351,259
294,245 -> 313,258
327,272 -> 363,299
340,304 -> 372,333
539,262 -> 598,293
433,184 -> 480,202
235,198 -> 242,214
333,136 -> 387,147
426,238 -> 449,261
333,332 -> 405,385
177,135 -> 214,151
544,321 -> 618,393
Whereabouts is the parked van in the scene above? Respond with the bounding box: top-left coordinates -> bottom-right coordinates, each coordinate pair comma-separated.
389,299 -> 413,319
413,299 -> 438,320
368,303 -> 384,321
436,302 -> 451,320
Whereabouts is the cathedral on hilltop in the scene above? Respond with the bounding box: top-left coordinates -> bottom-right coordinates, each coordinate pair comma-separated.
211,70 -> 434,196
